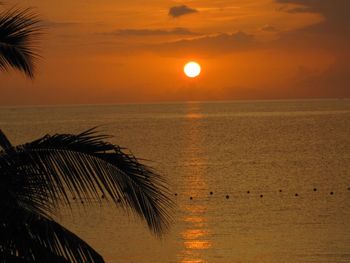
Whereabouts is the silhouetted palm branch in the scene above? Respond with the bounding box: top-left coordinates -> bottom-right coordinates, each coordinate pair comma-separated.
0,128 -> 173,231
0,205 -> 104,262
0,128 -> 173,261
0,8 -> 42,78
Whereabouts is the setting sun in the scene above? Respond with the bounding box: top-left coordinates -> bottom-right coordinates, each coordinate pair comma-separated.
184,61 -> 201,78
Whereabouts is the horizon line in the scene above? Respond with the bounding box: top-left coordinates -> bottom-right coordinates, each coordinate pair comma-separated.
0,97 -> 349,109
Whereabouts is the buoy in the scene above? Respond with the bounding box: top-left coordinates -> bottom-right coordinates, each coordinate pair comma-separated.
210,191 -> 213,195
190,197 -> 193,200
279,190 -> 282,193
260,194 -> 263,198
313,188 -> 317,192
247,191 -> 250,194
330,192 -> 334,195
226,195 -> 229,199
295,193 -> 298,197
174,193 -> 178,196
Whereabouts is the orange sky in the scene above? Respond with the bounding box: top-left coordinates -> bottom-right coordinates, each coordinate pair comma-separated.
1,0 -> 349,105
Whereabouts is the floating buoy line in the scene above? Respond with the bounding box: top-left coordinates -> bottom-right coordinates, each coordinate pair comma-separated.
69,188 -> 349,203
171,187 -> 350,201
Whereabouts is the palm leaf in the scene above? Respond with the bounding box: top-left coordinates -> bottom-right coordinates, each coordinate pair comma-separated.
1,128 -> 173,236
0,154 -> 55,218
0,205 -> 104,262
0,253 -> 33,263
0,129 -> 13,150
0,8 -> 42,78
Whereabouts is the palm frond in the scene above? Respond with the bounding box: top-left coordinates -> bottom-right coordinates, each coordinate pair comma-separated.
0,206 -> 104,262
1,128 -> 173,236
0,253 -> 33,263
0,8 -> 42,78
0,129 -> 13,151
0,154 -> 55,218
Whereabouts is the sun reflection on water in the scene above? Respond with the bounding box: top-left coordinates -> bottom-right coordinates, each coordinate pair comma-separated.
180,260 -> 205,263
178,102 -> 212,263
179,210 -> 212,263
185,113 -> 203,119
184,240 -> 212,250
183,229 -> 209,239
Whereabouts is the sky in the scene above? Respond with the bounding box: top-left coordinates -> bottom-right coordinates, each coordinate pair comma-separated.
1,0 -> 350,105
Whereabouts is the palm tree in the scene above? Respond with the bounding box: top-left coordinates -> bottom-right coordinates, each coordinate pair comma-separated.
0,128 -> 172,262
0,7 -> 173,262
0,7 -> 41,78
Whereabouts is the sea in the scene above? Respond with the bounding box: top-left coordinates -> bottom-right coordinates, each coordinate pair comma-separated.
1,99 -> 350,263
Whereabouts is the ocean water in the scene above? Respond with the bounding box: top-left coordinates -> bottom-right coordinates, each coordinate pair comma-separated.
1,99 -> 350,263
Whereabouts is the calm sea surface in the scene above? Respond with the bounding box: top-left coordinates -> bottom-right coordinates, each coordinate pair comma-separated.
1,99 -> 350,263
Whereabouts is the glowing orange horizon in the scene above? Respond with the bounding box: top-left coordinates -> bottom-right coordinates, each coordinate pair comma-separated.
0,1 -> 347,105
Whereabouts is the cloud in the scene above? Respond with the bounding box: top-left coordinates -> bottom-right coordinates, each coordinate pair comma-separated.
42,20 -> 78,28
275,1 -> 350,98
290,56 -> 350,98
168,5 -> 198,18
149,31 -> 256,56
276,0 -> 350,32
279,6 -> 313,14
275,0 -> 350,47
261,25 -> 279,32
112,27 -> 198,37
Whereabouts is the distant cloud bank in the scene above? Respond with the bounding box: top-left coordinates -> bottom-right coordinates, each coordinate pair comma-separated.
150,31 -> 256,56
168,5 -> 198,18
113,27 -> 198,36
261,25 -> 279,32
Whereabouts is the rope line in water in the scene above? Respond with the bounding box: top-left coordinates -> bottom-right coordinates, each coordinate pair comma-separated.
173,187 -> 350,200
69,188 -> 349,203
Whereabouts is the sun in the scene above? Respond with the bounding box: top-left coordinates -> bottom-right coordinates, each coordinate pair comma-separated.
184,61 -> 201,78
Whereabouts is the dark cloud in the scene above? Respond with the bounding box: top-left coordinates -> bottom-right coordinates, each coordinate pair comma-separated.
276,1 -> 350,98
112,27 -> 198,36
277,0 -> 350,32
150,31 -> 256,56
168,5 -> 198,18
290,56 -> 350,98
274,0 -> 350,47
